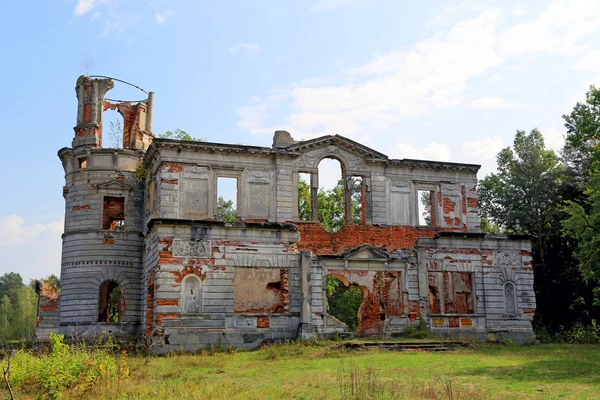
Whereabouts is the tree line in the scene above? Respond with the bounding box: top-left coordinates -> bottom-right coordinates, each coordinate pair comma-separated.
478,85 -> 600,336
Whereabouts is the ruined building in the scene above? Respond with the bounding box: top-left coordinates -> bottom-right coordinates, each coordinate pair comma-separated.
36,76 -> 536,350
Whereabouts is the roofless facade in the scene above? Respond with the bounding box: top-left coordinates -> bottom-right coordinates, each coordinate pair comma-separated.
36,76 -> 536,350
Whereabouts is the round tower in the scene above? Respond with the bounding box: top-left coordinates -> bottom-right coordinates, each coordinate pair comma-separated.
57,76 -> 154,339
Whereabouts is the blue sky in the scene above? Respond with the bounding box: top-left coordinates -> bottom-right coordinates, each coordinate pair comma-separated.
1,0 -> 599,282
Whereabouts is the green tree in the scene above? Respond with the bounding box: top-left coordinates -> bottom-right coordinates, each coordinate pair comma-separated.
420,190 -> 433,225
563,160 -> 600,304
298,178 -> 312,221
217,196 -> 237,222
159,129 -> 205,142
316,178 -> 362,233
0,295 -> 11,341
478,129 -> 563,268
317,181 -> 345,233
325,276 -> 363,332
0,272 -> 23,303
13,286 -> 37,340
478,128 -> 598,331
562,84 -> 600,192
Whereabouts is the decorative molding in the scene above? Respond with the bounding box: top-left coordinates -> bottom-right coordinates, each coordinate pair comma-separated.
292,145 -> 368,171
94,179 -> 132,192
183,166 -> 210,178
62,260 -> 132,266
441,259 -> 475,272
441,183 -> 461,197
495,251 -> 521,267
172,239 -> 211,257
498,267 -> 519,284
390,180 -> 411,193
247,170 -> 272,184
230,252 -> 297,268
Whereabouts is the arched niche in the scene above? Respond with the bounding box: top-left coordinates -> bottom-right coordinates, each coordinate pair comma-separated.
504,281 -> 517,315
181,275 -> 203,314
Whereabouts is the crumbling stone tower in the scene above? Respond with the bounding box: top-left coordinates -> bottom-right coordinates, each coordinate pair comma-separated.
55,76 -> 154,338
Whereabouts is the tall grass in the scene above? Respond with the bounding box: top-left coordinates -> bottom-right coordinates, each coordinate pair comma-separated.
0,333 -> 128,399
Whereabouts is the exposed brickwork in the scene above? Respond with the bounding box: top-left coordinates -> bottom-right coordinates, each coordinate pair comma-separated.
328,270 -> 404,336
156,313 -> 179,327
157,299 -> 179,306
467,198 -> 478,208
172,265 -> 207,283
257,316 -> 269,328
449,317 -> 460,328
296,223 -> 463,254
102,196 -> 124,230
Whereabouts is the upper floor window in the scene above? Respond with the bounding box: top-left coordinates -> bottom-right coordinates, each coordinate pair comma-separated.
103,196 -> 125,230
417,187 -> 437,226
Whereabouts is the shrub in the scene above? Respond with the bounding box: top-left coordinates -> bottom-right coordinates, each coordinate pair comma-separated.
535,320 -> 600,344
1,333 -> 127,399
404,318 -> 429,339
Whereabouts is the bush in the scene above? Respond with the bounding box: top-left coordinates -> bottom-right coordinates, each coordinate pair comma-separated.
535,320 -> 600,344
1,333 -> 128,399
404,318 -> 429,339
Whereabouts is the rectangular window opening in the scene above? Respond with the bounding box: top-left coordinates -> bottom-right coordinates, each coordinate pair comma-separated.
349,177 -> 364,224
217,177 -> 237,222
298,172 -> 312,221
78,157 -> 87,169
418,190 -> 435,226
102,196 -> 125,230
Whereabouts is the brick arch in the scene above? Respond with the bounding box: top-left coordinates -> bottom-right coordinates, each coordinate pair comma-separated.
91,266 -> 132,322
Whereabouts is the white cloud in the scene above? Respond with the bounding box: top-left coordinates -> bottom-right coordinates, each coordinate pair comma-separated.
310,0 -> 353,13
228,42 -> 260,57
461,136 -> 504,177
155,9 -> 173,25
0,215 -> 52,247
542,126 -> 564,151
470,96 -> 518,109
463,136 -> 504,159
90,11 -> 101,21
394,142 -> 451,162
0,215 -> 63,282
498,0 -> 600,57
574,49 -> 600,70
73,0 -> 101,17
238,8 -> 503,138
236,0 -> 600,158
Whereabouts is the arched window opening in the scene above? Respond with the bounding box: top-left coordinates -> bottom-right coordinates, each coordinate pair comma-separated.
317,158 -> 344,233
98,281 -> 123,323
504,282 -> 517,315
298,172 -> 312,221
182,275 -> 202,314
102,108 -> 124,149
325,275 -> 364,332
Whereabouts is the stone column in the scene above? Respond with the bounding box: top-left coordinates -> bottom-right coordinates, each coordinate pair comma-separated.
299,250 -> 315,338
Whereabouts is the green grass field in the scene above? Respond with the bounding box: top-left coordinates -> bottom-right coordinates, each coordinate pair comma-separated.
60,341 -> 600,400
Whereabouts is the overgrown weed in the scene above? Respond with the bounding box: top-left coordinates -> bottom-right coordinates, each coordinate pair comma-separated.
1,333 -> 128,399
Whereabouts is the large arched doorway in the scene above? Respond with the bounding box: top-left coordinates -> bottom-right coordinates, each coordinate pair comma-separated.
317,158 -> 345,233
98,281 -> 123,323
